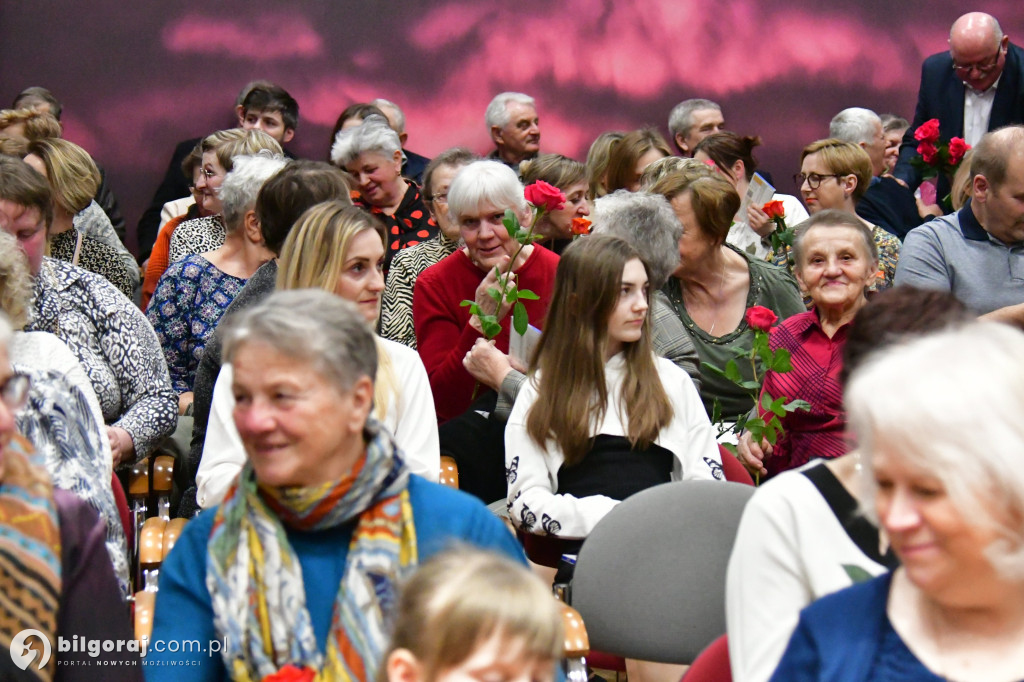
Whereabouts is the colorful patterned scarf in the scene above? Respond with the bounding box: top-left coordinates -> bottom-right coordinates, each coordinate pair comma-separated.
207,419 -> 417,682
0,434 -> 61,682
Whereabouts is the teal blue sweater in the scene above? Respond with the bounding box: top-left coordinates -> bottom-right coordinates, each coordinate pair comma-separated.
145,476 -> 525,680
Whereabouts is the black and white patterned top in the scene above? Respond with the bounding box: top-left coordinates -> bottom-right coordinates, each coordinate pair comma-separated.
49,229 -> 136,299
27,258 -> 177,459
167,214 -> 226,265
380,232 -> 459,349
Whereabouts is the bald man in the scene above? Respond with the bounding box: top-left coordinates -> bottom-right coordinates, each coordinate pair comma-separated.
894,12 -> 1024,193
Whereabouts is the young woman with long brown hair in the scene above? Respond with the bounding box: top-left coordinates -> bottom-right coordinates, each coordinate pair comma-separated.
505,235 -> 721,541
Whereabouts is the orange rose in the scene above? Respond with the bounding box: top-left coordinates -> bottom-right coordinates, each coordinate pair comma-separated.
762,200 -> 785,220
571,217 -> 591,236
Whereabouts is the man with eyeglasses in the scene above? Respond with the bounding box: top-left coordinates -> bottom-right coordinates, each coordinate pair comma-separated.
893,12 -> 1024,193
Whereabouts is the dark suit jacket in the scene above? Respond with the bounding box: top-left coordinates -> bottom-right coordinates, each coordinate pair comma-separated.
894,41 -> 1024,191
402,148 -> 430,185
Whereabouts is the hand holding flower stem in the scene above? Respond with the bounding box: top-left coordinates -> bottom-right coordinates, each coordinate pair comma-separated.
460,181 -> 566,339
703,306 -> 811,483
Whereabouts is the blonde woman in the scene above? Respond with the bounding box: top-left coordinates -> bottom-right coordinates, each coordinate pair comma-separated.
195,202 -> 439,508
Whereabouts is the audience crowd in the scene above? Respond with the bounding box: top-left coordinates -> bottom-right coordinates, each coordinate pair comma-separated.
2,10 -> 1024,681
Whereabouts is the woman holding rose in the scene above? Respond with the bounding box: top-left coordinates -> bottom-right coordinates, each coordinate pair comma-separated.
738,210 -> 878,480
650,170 -> 804,426
693,132 -> 809,259
412,160 -> 559,423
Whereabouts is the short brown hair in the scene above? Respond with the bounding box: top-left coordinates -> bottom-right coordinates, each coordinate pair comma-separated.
801,139 -> 873,202
971,125 -> 1024,190
0,155 -> 54,229
651,173 -> 738,246
255,160 -> 352,255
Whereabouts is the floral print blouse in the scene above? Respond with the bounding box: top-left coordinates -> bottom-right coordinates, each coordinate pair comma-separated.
146,254 -> 246,394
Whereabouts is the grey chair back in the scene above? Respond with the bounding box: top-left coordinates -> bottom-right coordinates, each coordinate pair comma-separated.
570,480 -> 754,663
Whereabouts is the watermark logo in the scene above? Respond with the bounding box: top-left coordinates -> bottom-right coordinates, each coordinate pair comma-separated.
10,629 -> 52,671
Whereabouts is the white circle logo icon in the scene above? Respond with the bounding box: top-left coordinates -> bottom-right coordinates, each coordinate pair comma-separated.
10,629 -> 51,671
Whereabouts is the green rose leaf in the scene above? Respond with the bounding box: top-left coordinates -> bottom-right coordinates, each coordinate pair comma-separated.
842,564 -> 874,584
517,289 -> 540,301
702,361 -> 729,379
502,209 -> 518,239
512,301 -> 529,336
725,359 -> 742,383
783,399 -> 812,413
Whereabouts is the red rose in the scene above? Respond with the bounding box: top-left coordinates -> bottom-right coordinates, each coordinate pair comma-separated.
263,665 -> 317,682
913,119 -> 941,144
745,306 -> 778,332
524,180 -> 566,212
948,137 -> 970,165
917,140 -> 939,165
762,200 -> 785,220
570,217 -> 591,236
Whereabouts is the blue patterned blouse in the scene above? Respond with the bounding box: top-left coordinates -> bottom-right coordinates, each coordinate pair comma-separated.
146,255 -> 246,394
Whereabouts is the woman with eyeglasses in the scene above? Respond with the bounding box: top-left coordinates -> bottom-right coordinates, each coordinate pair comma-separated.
787,139 -> 901,290
165,129 -> 282,267
0,312 -> 141,676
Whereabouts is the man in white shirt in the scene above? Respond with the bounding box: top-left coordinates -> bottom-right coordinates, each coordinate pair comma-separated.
893,12 -> 1024,192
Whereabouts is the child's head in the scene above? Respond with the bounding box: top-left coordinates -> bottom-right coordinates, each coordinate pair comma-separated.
383,549 -> 562,682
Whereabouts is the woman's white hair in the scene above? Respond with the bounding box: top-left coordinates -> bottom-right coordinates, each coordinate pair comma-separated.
847,321 -> 1024,579
330,114 -> 401,167
591,190 -> 681,289
218,152 -> 288,231
446,160 -> 528,224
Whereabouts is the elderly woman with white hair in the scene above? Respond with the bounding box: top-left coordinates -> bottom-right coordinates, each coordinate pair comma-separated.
413,159 -> 559,424
147,290 -> 523,680
769,321 -> 1024,681
332,114 -> 436,272
147,153 -> 286,415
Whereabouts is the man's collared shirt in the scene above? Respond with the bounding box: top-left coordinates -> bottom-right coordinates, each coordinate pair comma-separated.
894,199 -> 1024,314
963,75 -> 1001,147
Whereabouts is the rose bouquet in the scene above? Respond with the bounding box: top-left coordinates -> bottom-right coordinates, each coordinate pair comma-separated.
704,305 -> 810,483
910,118 -> 971,212
460,180 -> 566,338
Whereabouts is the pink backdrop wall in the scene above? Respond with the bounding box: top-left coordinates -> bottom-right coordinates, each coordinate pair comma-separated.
4,1 -> 1024,254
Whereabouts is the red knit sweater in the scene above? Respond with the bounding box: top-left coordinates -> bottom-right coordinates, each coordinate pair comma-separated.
413,246 -> 559,422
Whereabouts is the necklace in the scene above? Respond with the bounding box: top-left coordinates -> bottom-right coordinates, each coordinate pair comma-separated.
684,255 -> 728,337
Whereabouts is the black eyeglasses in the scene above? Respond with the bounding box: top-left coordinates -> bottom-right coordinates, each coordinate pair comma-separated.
793,173 -> 843,190
952,45 -> 1004,75
0,373 -> 29,409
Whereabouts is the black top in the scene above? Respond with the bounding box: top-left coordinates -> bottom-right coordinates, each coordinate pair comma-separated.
801,462 -> 898,569
557,434 -> 673,502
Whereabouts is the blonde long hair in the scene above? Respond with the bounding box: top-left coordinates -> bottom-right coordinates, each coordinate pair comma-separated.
277,201 -> 397,421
